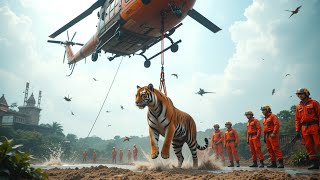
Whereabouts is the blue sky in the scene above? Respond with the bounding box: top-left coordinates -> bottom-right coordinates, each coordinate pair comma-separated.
0,0 -> 319,140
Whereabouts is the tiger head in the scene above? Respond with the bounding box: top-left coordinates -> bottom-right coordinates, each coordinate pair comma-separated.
135,83 -> 154,109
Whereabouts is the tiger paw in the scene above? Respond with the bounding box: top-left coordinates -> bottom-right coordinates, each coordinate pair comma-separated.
151,151 -> 159,159
161,150 -> 170,159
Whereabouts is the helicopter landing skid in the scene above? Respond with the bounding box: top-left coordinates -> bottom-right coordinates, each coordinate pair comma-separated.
138,39 -> 181,68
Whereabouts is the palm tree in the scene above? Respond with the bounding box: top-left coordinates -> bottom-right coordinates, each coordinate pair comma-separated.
48,122 -> 64,136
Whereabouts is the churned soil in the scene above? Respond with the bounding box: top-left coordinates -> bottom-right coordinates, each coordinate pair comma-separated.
45,165 -> 320,180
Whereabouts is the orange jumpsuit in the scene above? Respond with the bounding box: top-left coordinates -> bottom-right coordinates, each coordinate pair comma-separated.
247,118 -> 264,161
212,130 -> 225,161
128,150 -> 132,162
133,147 -> 138,161
295,98 -> 320,160
112,149 -> 117,163
263,113 -> 283,161
119,150 -> 124,163
92,151 -> 97,163
224,128 -> 240,161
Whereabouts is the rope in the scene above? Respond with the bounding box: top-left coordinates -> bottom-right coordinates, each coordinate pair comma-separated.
72,56 -> 124,164
159,16 -> 167,96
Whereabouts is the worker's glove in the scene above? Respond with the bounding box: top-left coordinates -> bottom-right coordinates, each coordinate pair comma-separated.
295,131 -> 301,139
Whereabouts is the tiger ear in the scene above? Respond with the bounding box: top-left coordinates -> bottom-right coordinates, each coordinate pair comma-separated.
137,85 -> 141,89
148,83 -> 154,91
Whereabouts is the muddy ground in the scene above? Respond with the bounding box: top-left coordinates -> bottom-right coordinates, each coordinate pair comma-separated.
45,165 -> 320,180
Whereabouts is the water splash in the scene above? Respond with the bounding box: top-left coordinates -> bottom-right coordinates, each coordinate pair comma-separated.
42,146 -> 63,166
134,149 -> 222,171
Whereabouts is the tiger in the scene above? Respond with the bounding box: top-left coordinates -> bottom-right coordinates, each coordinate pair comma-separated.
135,83 -> 208,168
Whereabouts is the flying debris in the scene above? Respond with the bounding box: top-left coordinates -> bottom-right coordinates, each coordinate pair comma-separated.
289,95 -> 293,98
195,88 -> 215,96
120,105 -> 124,110
106,110 -> 111,113
71,111 -> 74,115
261,58 -> 265,61
10,102 -> 18,108
93,78 -> 98,81
123,136 -> 131,142
285,5 -> 302,18
285,74 -> 291,77
171,73 -> 178,79
107,124 -> 112,127
64,95 -> 72,102
272,89 -> 275,95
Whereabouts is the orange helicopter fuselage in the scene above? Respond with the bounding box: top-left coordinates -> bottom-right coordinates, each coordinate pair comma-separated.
67,0 -> 196,64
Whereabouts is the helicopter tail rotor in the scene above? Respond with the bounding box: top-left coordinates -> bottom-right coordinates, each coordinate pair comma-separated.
47,31 -> 84,63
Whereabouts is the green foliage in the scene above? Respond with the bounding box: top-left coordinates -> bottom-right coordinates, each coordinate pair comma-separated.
289,149 -> 309,166
0,137 -> 48,179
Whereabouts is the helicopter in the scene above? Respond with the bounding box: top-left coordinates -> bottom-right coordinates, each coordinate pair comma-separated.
47,0 -> 221,73
195,88 -> 215,96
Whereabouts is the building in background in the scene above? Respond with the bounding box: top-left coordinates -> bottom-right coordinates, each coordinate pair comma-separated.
0,82 -> 42,127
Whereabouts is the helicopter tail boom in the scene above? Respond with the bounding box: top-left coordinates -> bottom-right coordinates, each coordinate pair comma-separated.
66,34 -> 99,64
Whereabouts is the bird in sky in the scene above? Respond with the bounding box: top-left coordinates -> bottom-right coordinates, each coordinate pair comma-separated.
285,74 -> 291,77
261,58 -> 265,61
71,111 -> 74,115
93,78 -> 98,81
106,110 -> 111,113
123,136 -> 131,142
171,73 -> 178,79
64,95 -> 72,102
107,124 -> 112,127
120,105 -> 124,110
272,88 -> 275,95
285,5 -> 302,18
195,88 -> 215,96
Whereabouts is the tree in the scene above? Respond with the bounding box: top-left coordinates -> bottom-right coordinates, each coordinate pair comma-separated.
277,110 -> 294,121
114,135 -> 120,141
66,133 -> 78,143
48,122 -> 64,136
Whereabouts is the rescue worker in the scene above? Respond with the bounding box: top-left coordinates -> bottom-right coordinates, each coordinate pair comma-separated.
128,149 -> 132,163
82,150 -> 88,163
224,121 -> 240,167
261,105 -> 284,168
245,111 -> 264,168
119,149 -> 124,163
133,144 -> 138,161
212,124 -> 225,162
92,150 -> 97,163
295,88 -> 320,169
112,147 -> 117,164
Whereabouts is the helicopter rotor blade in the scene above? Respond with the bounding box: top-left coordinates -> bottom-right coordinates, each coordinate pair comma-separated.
67,31 -> 69,41
71,32 -> 77,42
63,50 -> 67,64
49,0 -> 106,38
187,9 -> 221,33
47,40 -> 65,44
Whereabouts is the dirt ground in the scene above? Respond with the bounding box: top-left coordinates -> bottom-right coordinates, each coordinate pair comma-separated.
45,165 -> 320,180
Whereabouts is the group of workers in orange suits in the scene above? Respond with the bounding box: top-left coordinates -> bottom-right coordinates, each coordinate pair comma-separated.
112,144 -> 138,164
212,88 -> 320,170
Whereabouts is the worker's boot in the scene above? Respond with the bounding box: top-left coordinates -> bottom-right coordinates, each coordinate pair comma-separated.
259,160 -> 264,168
236,161 -> 240,167
228,161 -> 234,167
267,161 -> 277,168
277,160 -> 284,168
249,161 -> 258,167
308,159 -> 319,170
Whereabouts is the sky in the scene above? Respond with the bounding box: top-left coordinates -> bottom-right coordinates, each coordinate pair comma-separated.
0,0 -> 319,140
